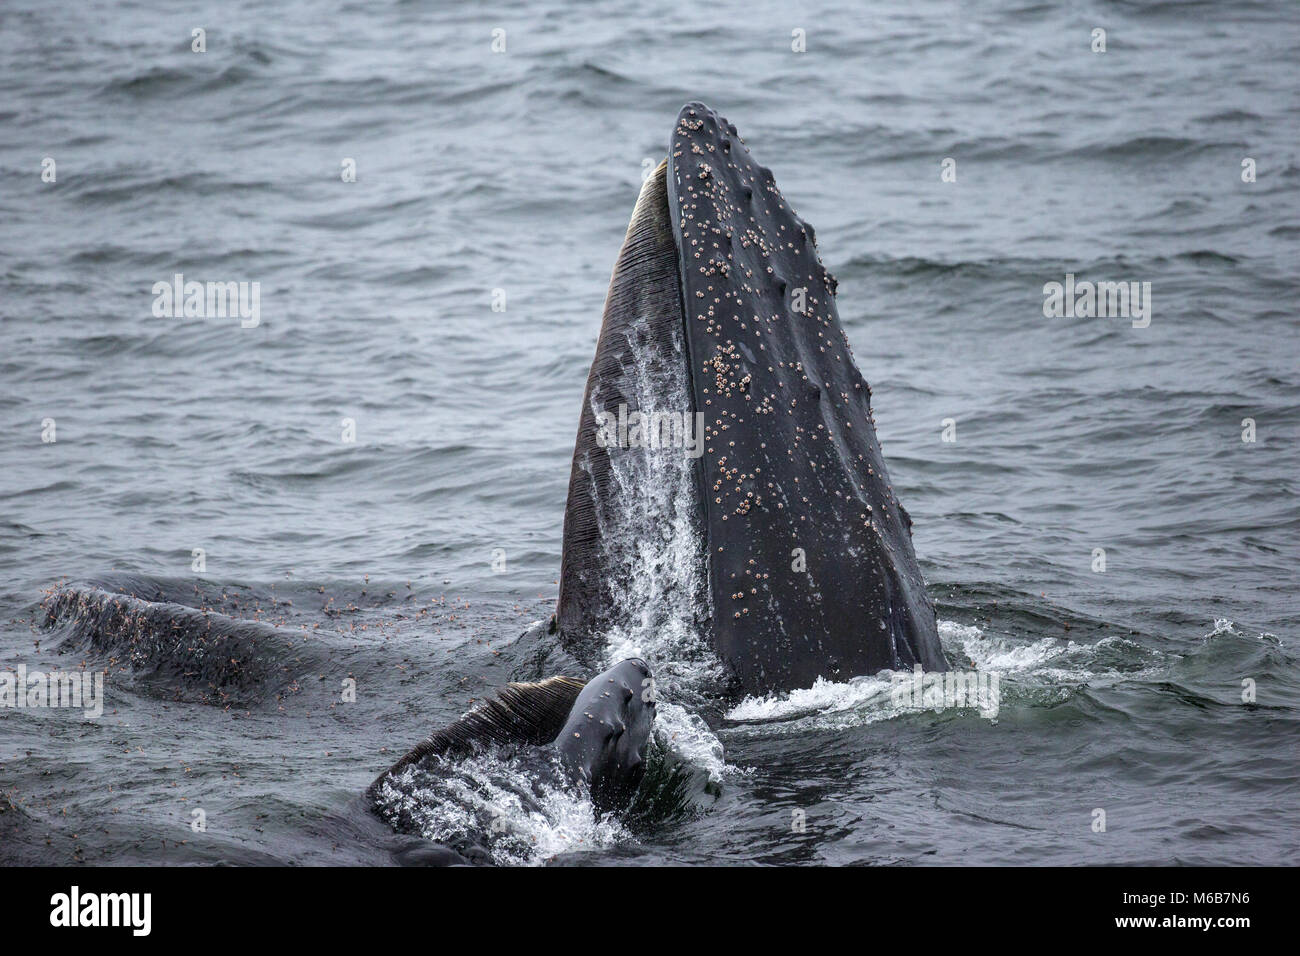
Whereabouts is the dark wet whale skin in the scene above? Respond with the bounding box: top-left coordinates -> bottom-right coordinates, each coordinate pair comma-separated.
553,658 -> 655,813
667,102 -> 948,690
555,159 -> 697,649
558,103 -> 947,694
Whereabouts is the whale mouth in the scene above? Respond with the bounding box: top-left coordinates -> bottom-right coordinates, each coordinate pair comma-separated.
555,103 -> 947,697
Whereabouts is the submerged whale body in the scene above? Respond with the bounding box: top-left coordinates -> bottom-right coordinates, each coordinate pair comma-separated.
557,103 -> 948,694
39,577 -> 657,864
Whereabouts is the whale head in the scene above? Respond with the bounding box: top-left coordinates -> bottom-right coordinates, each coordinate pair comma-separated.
556,103 -> 948,694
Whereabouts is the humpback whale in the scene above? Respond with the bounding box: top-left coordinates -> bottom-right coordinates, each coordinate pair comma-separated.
35,104 -> 948,861
557,103 -> 948,694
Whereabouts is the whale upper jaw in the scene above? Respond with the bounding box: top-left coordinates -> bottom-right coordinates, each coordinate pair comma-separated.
557,103 -> 947,695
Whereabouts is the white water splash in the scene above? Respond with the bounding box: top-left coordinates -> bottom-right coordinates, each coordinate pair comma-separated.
587,301 -> 728,775
1205,618 -> 1281,643
653,700 -> 728,781
722,668 -> 1003,734
722,668 -> 963,737
951,619 -> 1167,686
374,751 -> 627,867
726,673 -> 896,722
724,622 -> 1000,728
721,617 -> 1175,734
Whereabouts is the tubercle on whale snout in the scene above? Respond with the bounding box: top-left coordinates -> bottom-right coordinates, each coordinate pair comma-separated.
556,102 -> 948,696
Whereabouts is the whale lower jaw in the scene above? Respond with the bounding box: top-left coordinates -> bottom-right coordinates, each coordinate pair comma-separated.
556,104 -> 947,696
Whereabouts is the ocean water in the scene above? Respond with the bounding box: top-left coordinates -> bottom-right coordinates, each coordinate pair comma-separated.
2,0 -> 1298,865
